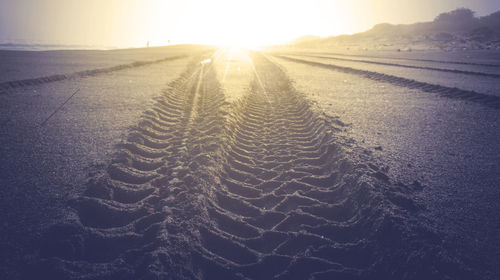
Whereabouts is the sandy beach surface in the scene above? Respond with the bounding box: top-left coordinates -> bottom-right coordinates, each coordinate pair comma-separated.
0,45 -> 210,278
1,46 -> 499,279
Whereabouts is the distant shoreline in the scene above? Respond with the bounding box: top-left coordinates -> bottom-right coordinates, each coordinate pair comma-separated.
0,43 -> 122,51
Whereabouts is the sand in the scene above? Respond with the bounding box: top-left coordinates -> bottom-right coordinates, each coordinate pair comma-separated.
269,53 -> 500,278
0,45 -> 209,83
1,46 -> 499,279
0,45 -> 210,278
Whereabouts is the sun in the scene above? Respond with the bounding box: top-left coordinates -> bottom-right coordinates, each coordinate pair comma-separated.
145,0 -> 335,48
146,0 -> 305,48
185,0 -> 272,48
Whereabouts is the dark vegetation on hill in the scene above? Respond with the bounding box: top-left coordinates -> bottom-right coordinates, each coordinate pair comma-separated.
288,8 -> 500,51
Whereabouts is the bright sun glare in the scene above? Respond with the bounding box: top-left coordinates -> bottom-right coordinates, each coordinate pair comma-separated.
27,0 -> 368,48
6,0 -> 488,49
146,0 -> 338,48
175,0 -> 280,47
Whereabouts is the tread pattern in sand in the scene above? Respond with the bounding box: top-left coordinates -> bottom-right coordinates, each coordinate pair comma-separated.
34,55 -> 228,279
32,53 -> 465,280
287,51 -> 500,68
277,55 -> 500,110
0,55 -> 189,93
278,52 -> 500,78
191,53 -> 398,280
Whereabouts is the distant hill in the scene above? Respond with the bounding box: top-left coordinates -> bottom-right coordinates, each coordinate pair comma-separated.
287,8 -> 500,51
289,35 -> 322,45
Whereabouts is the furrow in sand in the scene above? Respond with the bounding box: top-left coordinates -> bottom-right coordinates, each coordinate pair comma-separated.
190,53 -> 472,280
192,53 -> 388,278
279,52 -> 500,78
276,55 -> 500,110
286,51 -> 500,68
0,55 -> 190,93
33,53 -> 229,279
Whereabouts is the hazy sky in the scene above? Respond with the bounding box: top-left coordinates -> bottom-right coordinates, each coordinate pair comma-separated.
1,0 -> 499,47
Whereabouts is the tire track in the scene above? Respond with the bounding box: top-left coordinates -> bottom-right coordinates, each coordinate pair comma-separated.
283,53 -> 500,78
286,51 -> 500,68
0,55 -> 189,94
276,55 -> 500,110
31,54 -> 229,280
30,51 -> 472,280
189,53 -> 453,279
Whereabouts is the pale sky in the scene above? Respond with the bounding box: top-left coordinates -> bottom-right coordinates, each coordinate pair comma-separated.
0,0 -> 499,48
